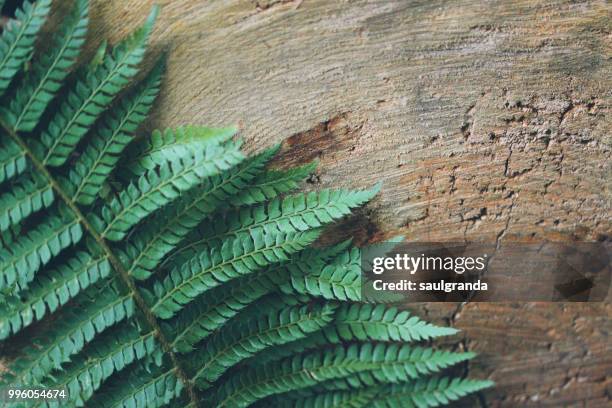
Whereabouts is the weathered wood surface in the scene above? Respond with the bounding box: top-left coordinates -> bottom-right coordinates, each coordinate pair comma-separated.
96,0 -> 611,406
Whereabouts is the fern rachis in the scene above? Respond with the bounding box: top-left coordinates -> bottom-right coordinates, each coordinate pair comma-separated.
0,1 -> 492,407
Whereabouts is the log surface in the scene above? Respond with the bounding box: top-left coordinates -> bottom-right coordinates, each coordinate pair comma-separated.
92,0 -> 611,406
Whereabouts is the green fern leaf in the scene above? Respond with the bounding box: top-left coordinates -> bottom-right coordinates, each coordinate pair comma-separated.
40,323 -> 157,407
0,252 -> 110,339
4,0 -> 89,131
0,0 -> 52,96
179,186 -> 378,262
33,5 -> 159,166
227,291 -> 314,326
64,59 -> 165,205
91,362 -> 183,408
1,285 -> 134,385
332,303 -> 458,342
91,142 -> 243,241
249,303 -> 458,372
163,266 -> 288,353
150,229 -> 321,319
213,346 -> 372,407
265,377 -> 493,408
262,387 -> 379,408
0,207 -> 83,291
0,173 -> 54,232
122,126 -> 239,178
123,145 -> 278,280
369,377 -> 494,408
159,242 -> 351,353
229,161 -> 317,207
215,343 -> 474,407
317,348 -> 476,390
188,302 -> 337,389
282,247 -> 362,301
0,132 -> 28,184
243,321 -> 351,368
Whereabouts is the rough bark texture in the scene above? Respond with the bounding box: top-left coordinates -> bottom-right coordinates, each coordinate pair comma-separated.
93,0 -> 610,406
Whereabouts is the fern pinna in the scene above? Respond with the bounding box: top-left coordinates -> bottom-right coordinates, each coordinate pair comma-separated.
0,1 -> 492,407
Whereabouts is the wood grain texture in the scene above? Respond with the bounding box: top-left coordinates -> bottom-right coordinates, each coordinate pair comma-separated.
41,0 -> 612,406
92,0 -> 611,238
91,0 -> 611,406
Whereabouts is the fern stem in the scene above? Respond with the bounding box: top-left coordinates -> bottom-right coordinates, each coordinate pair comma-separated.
0,121 -> 199,406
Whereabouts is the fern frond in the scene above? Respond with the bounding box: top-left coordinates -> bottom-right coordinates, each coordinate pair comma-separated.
122,126 -> 239,178
226,291 -> 313,328
91,362 -> 183,408
123,145 -> 278,280
4,0 -> 89,131
281,247 -> 361,301
0,4 -> 488,407
0,173 -> 54,232
91,142 -> 243,241
0,207 -> 83,291
39,323 -> 157,407
369,377 -> 494,408
0,0 -> 52,96
33,5 -> 158,166
262,387 -> 379,408
249,303 -> 458,370
235,246 -> 357,365
290,377 -> 492,408
266,376 -> 493,408
332,303 -> 458,342
2,285 -> 134,386
164,266 -> 288,353
188,302 -> 337,389
179,187 -> 378,262
229,161 -> 317,207
150,229 -> 321,319
0,134 -> 28,184
215,343 -> 475,407
213,345 -> 372,407
0,252 -> 110,339
64,59 -> 165,205
244,331 -> 332,368
319,347 -> 476,390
